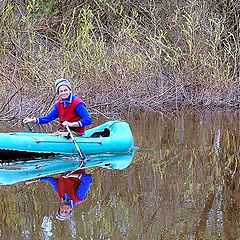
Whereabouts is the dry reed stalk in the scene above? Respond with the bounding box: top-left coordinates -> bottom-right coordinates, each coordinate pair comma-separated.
0,1 -> 239,127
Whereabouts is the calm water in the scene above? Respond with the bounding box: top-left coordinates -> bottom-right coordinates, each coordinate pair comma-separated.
0,110 -> 240,239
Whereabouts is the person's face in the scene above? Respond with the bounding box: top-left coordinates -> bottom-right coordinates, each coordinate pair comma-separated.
59,203 -> 72,216
58,86 -> 71,99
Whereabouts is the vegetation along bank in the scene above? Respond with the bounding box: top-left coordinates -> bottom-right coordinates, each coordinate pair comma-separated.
0,1 -> 239,126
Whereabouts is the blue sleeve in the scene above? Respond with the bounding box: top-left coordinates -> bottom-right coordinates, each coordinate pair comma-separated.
39,177 -> 58,193
36,104 -> 59,124
76,174 -> 93,201
76,103 -> 92,127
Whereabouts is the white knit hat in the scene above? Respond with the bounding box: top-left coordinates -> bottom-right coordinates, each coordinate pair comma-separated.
55,78 -> 72,93
56,210 -> 72,221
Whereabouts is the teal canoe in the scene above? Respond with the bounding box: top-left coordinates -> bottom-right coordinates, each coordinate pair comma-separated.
0,121 -> 134,160
0,150 -> 136,185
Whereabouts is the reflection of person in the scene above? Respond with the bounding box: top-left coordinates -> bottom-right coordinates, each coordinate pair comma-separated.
23,78 -> 92,135
26,169 -> 93,221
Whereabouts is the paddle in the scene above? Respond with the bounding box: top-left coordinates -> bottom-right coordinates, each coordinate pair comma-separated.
27,123 -> 34,132
66,125 -> 86,166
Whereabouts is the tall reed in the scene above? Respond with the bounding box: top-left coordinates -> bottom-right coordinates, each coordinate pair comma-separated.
0,0 -> 239,125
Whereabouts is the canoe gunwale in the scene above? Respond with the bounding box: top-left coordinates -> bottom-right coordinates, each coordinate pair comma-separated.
0,120 -> 134,160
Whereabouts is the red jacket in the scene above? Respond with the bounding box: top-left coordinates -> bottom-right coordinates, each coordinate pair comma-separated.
57,169 -> 86,204
57,98 -> 85,134
57,177 -> 83,204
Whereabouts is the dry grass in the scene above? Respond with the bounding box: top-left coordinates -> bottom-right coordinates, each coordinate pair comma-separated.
0,0 -> 239,125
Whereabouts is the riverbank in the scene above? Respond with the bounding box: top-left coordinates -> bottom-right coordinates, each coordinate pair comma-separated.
0,1 -> 239,124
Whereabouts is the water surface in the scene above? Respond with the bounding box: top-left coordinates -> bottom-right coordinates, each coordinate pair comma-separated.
0,110 -> 239,239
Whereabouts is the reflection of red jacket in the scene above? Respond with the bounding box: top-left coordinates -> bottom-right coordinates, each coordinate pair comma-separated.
57,97 -> 86,134
57,170 -> 86,204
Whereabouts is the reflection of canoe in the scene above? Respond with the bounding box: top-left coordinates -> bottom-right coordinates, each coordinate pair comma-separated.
0,121 -> 134,160
0,150 -> 136,185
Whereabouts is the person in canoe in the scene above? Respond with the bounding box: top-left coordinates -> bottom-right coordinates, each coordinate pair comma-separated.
26,169 -> 93,221
23,78 -> 92,135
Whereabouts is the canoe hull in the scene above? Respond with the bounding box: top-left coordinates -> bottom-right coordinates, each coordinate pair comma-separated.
0,149 -> 55,160
0,150 -> 136,185
0,121 -> 134,160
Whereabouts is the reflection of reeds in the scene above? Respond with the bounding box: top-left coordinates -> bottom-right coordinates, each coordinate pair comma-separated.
131,111 -> 240,239
0,1 -> 239,124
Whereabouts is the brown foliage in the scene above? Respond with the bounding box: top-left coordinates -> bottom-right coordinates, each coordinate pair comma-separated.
0,0 -> 239,125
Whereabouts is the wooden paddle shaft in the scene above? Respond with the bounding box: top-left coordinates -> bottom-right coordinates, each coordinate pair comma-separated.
66,125 -> 86,160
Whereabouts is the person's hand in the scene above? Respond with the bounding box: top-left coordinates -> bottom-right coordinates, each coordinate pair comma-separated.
63,173 -> 81,178
23,117 -> 36,124
62,121 -> 74,127
62,173 -> 75,178
62,175 -> 71,178
25,179 -> 39,185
